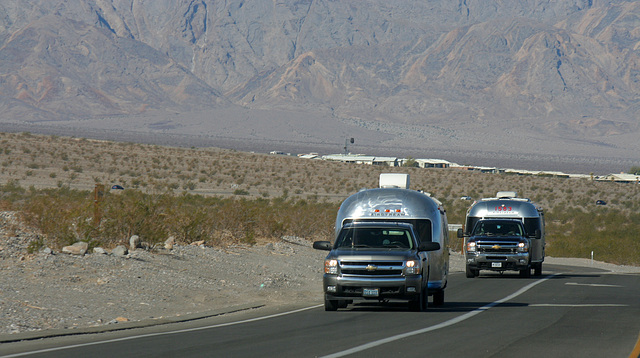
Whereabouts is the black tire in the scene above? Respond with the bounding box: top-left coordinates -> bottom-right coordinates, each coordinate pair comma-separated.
409,286 -> 428,312
338,300 -> 349,309
534,263 -> 542,276
465,265 -> 478,278
433,289 -> 445,306
324,298 -> 338,311
519,267 -> 531,278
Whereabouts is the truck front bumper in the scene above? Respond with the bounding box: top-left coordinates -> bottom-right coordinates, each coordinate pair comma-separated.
466,253 -> 530,271
322,274 -> 423,300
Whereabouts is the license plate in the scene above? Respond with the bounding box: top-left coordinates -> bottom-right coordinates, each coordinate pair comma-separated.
363,288 -> 379,297
491,262 -> 503,268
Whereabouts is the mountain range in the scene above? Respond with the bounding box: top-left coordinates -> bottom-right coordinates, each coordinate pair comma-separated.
1,0 -> 639,174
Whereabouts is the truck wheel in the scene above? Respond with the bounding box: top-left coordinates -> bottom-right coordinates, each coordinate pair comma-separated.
409,286 -> 428,312
324,298 -> 338,311
519,267 -> 531,278
534,263 -> 542,276
465,265 -> 478,278
338,300 -> 349,309
433,290 -> 445,306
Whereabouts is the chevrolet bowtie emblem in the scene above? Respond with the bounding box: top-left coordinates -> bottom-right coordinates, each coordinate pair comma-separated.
366,264 -> 378,271
492,245 -> 502,249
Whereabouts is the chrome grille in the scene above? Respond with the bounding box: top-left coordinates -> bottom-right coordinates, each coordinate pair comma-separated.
477,241 -> 518,254
339,261 -> 404,276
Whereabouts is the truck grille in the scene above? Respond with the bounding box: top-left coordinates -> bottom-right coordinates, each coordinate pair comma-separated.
476,241 -> 518,254
340,261 -> 404,276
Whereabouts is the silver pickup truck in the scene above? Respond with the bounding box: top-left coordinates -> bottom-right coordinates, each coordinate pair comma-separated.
458,191 -> 545,278
314,221 -> 440,311
313,173 -> 449,311
459,218 -> 540,277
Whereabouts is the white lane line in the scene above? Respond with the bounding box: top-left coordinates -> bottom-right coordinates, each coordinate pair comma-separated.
0,305 -> 324,358
566,282 -> 622,287
320,274 -> 559,358
530,304 -> 627,307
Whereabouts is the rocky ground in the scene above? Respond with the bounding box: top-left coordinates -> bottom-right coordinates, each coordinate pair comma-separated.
1,211 -> 638,339
0,211 -> 330,336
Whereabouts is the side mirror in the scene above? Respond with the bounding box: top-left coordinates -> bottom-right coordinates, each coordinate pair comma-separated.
534,229 -> 541,239
418,241 -> 441,252
313,241 -> 332,251
457,228 -> 464,238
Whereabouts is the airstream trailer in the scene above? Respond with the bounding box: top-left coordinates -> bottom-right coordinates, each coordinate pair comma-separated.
459,191 -> 545,277
313,173 -> 449,311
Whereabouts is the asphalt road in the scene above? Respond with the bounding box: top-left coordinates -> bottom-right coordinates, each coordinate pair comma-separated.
2,263 -> 639,358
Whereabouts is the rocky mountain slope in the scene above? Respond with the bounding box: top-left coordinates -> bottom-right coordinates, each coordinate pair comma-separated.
1,0 -> 639,172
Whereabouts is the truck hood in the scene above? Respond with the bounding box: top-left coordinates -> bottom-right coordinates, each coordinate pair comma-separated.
470,235 -> 524,240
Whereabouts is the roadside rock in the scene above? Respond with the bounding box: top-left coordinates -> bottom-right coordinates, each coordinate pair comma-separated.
111,245 -> 128,256
93,247 -> 107,255
129,235 -> 140,250
164,236 -> 175,250
61,241 -> 88,255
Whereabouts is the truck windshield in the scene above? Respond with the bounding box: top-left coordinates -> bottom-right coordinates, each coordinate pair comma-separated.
335,227 -> 414,249
345,218 -> 432,242
472,221 -> 523,236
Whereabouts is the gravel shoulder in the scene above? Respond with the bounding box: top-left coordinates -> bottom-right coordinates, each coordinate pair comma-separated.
1,211 -> 638,341
0,211 -> 329,338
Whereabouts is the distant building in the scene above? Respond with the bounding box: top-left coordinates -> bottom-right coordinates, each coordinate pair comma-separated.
298,154 -> 319,159
372,157 -> 399,166
460,166 -> 503,174
597,173 -> 640,183
316,152 -> 609,180
322,154 -> 398,166
504,169 -> 541,175
537,171 -> 570,178
415,159 -> 451,168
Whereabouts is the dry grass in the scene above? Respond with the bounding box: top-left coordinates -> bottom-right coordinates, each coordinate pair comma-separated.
1,132 -> 639,265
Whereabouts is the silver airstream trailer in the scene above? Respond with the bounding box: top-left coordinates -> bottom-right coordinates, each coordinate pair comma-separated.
460,191 -> 545,277
313,173 -> 449,311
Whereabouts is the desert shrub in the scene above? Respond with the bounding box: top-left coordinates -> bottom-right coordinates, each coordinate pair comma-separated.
0,180 -> 26,202
26,236 -> 45,254
21,188 -> 93,248
545,207 -> 640,265
162,196 -> 212,244
99,190 -> 170,247
1,132 -> 639,265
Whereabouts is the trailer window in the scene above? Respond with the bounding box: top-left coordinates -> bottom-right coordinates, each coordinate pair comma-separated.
523,218 -> 541,236
465,217 -> 479,235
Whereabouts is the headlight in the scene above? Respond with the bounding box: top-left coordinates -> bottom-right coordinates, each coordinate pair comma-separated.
466,241 -> 477,253
517,240 -> 529,253
405,260 -> 421,275
325,259 -> 338,274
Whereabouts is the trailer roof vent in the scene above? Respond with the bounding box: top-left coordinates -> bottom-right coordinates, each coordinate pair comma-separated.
496,191 -> 517,199
379,173 -> 410,189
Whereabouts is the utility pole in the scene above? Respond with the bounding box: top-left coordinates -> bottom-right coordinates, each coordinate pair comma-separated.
93,184 -> 104,226
344,137 -> 354,155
